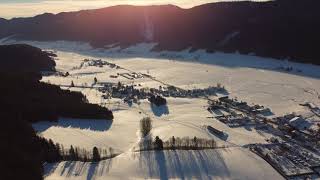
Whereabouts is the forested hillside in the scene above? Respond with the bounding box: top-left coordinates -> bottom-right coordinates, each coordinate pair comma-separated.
0,44 -> 113,179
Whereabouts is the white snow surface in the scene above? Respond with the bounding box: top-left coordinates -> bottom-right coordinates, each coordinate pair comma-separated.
44,148 -> 283,180
3,39 -> 320,179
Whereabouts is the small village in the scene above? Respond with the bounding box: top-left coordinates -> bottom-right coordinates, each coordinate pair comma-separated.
78,59 -> 121,69
98,81 -> 227,104
207,96 -> 272,128
251,142 -> 320,179
59,58 -> 320,179
75,58 -> 228,104
207,96 -> 320,179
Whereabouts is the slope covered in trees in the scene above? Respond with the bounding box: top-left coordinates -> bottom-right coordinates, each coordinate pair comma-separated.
1,109 -> 43,180
0,44 -> 113,179
0,0 -> 319,64
0,73 -> 114,122
0,44 -> 56,73
0,44 -> 113,122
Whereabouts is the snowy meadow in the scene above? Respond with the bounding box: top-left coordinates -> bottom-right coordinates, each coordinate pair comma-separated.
2,39 -> 320,180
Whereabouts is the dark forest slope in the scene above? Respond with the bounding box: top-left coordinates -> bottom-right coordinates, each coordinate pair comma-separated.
0,44 -> 113,179
0,44 -> 113,121
0,44 -> 56,72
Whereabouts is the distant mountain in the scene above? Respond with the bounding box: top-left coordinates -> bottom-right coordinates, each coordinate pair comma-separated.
1,0 -> 319,64
0,18 -> 6,23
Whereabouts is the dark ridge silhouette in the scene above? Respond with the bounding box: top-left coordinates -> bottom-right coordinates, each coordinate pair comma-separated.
0,17 -> 6,26
0,73 -> 114,122
0,44 -> 56,73
0,44 -> 113,122
0,0 -> 319,64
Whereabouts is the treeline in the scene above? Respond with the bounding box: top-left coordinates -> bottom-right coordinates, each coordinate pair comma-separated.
139,136 -> 217,151
148,95 -> 167,106
2,109 -> 116,180
138,117 -> 217,151
0,73 -> 114,122
2,109 -> 43,180
0,44 -> 113,122
0,44 -> 114,180
38,137 -> 118,162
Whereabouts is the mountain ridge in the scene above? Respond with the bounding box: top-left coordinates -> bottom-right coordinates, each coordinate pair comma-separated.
0,0 -> 319,64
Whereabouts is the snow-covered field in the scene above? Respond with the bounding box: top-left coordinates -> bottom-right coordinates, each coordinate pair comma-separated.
44,148 -> 283,180
3,39 -> 320,179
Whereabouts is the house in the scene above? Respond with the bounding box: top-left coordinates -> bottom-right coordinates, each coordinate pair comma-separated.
288,117 -> 311,130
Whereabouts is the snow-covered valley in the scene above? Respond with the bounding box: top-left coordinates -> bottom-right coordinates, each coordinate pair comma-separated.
3,39 -> 320,180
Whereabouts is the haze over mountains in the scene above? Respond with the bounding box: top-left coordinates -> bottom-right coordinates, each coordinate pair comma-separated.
0,0 -> 319,65
0,0 -> 269,19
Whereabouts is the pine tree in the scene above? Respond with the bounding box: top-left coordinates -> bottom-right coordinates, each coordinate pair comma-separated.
69,145 -> 76,160
55,143 -> 61,161
92,147 -> 100,162
171,136 -> 176,149
74,147 -> 79,160
109,147 -> 114,157
60,144 -> 65,159
154,136 -> 163,150
193,136 -> 198,149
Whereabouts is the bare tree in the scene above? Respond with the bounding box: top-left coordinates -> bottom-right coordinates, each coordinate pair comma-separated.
140,117 -> 152,137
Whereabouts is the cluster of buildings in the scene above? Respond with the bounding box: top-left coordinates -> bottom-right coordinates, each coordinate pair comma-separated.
208,96 -> 272,128
217,96 -> 272,115
152,85 -> 226,98
246,103 -> 320,179
301,102 -> 320,117
275,114 -> 320,150
217,115 -> 252,128
251,143 -> 320,179
207,97 -> 320,179
98,81 -> 226,104
99,82 -> 142,104
117,72 -> 143,80
79,59 -> 120,69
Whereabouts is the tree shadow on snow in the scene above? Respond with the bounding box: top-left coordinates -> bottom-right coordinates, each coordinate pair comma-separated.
43,163 -> 59,178
86,162 -> 98,180
139,149 -> 230,179
151,104 -> 169,117
33,118 -> 113,133
156,151 -> 169,180
96,159 -> 113,176
60,161 -> 79,177
58,160 -> 113,179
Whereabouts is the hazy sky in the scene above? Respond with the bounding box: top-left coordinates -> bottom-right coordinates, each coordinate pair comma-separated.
0,0 -> 267,19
